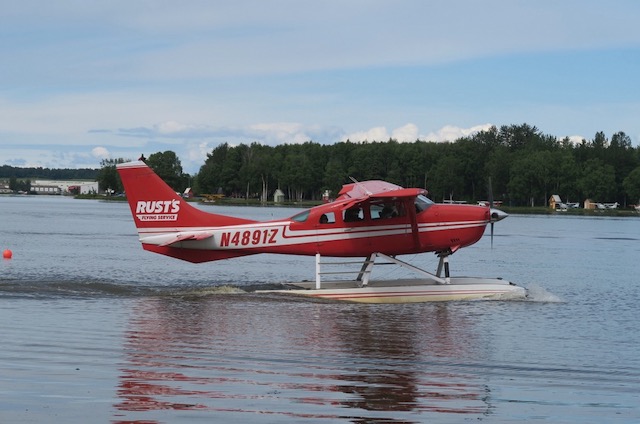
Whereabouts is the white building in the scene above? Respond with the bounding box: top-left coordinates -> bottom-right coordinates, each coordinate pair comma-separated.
31,180 -> 99,195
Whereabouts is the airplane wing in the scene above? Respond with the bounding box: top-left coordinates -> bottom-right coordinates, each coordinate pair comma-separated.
336,180 -> 402,199
367,188 -> 425,199
336,180 -> 425,201
158,231 -> 214,247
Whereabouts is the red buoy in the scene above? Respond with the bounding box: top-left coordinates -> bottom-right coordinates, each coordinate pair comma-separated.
3,249 -> 12,259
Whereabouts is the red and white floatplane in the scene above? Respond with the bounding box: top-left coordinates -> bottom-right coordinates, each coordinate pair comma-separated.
117,161 -> 526,303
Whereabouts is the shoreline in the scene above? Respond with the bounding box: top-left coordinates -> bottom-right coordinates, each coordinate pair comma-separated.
5,192 -> 639,216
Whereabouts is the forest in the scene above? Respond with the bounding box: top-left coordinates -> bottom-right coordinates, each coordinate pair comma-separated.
0,165 -> 98,180
191,123 -> 640,207
6,123 -> 640,207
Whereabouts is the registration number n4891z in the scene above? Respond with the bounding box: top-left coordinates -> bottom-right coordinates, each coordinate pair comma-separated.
219,228 -> 278,247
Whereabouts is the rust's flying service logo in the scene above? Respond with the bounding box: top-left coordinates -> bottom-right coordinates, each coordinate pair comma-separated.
136,200 -> 180,221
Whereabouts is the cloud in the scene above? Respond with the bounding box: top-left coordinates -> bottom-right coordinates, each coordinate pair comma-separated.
5,2 -> 639,85
423,124 -> 493,142
344,123 -> 491,143
344,126 -> 390,142
392,124 -> 419,142
114,120 -> 342,146
565,135 -> 586,145
126,121 -> 496,172
91,146 -> 110,159
2,1 -> 639,178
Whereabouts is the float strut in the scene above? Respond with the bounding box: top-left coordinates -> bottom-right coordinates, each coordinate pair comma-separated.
436,250 -> 452,284
315,253 -> 322,289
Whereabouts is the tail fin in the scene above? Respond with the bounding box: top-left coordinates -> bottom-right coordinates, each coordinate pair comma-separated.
116,161 -> 255,230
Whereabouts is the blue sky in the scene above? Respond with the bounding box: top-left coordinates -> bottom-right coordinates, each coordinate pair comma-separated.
2,1 -> 640,174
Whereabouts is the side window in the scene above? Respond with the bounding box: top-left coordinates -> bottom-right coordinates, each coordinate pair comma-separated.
343,206 -> 363,222
372,200 -> 405,219
371,202 -> 384,219
318,212 -> 336,224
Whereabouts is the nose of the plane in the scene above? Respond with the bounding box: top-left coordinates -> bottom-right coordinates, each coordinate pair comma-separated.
490,208 -> 508,222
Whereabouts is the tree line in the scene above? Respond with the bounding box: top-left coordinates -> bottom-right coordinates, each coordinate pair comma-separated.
89,123 -> 640,207
0,165 -> 97,180
1,165 -> 99,193
190,123 -> 640,207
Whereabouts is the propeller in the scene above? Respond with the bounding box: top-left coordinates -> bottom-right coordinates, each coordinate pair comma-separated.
487,177 -> 508,247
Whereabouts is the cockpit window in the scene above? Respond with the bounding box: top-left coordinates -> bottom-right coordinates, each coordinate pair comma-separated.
371,199 -> 405,219
414,194 -> 434,213
319,212 -> 336,224
343,206 -> 364,222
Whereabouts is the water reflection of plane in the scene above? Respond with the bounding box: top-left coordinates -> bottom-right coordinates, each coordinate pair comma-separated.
113,296 -> 492,422
113,298 -> 215,421
328,305 -> 490,416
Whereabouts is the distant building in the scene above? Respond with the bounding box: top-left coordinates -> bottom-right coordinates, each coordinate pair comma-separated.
31,184 -> 62,194
31,180 -> 98,195
273,189 -> 285,204
549,195 -> 562,209
0,183 -> 12,194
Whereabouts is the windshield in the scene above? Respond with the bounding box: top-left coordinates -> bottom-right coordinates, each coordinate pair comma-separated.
290,210 -> 310,223
414,194 -> 434,213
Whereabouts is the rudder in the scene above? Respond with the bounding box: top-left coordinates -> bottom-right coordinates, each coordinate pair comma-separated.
116,160 -> 254,230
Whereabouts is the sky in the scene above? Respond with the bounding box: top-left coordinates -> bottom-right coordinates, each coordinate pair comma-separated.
2,1 -> 640,175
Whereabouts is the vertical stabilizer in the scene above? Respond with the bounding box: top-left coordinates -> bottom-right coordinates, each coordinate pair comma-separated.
116,161 -> 255,230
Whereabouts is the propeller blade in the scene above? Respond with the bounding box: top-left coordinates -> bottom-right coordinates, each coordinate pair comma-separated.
489,207 -> 508,248
491,222 -> 494,248
486,177 -> 508,248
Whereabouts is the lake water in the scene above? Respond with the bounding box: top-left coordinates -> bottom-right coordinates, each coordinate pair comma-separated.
1,195 -> 639,423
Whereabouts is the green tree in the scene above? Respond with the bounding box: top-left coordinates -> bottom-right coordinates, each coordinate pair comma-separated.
188,123 -> 638,207
499,123 -> 541,151
429,153 -> 465,202
577,159 -> 616,201
146,151 -> 187,191
483,144 -> 511,203
97,158 -> 127,193
323,155 -> 347,197
508,152 -> 551,206
623,166 -> 640,204
555,151 -> 580,203
197,142 -> 230,194
606,131 -> 637,204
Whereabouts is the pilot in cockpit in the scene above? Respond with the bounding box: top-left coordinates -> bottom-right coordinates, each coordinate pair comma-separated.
344,207 -> 362,222
380,203 -> 398,219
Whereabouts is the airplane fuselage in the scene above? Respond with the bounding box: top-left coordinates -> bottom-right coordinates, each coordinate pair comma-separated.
117,161 -> 499,264
139,201 -> 490,263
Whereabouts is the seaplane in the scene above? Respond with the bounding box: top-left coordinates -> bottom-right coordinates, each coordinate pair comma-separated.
116,160 -> 526,303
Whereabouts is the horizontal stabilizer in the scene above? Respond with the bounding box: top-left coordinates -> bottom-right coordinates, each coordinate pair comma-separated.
159,231 -> 214,247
